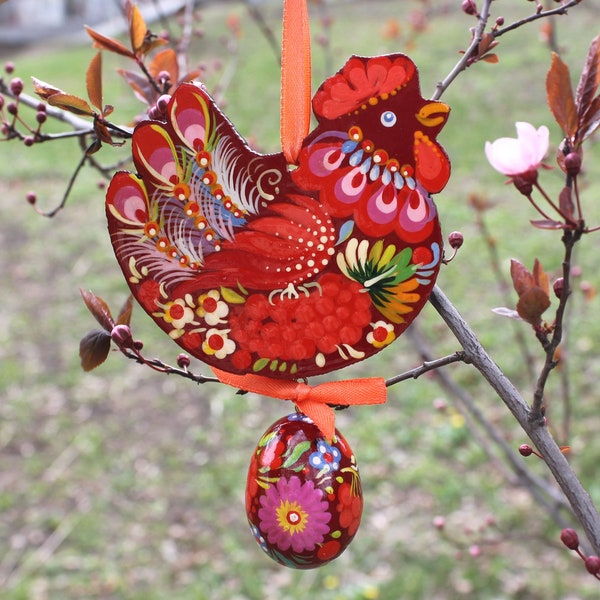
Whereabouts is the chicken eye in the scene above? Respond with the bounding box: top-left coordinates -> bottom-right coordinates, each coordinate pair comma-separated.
380,111 -> 397,128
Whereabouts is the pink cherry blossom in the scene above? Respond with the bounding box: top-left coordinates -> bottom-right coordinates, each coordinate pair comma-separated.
485,122 -> 549,177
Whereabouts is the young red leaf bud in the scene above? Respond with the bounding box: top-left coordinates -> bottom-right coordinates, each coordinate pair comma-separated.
432,516 -> 446,530
495,16 -> 505,26
23,136 -> 34,147
177,353 -> 191,369
37,102 -> 46,112
36,111 -> 47,124
111,323 -> 134,349
157,70 -> 171,85
462,0 -> 478,16
25,191 -> 37,205
4,61 -> 14,74
9,77 -> 24,96
148,105 -> 161,120
156,94 -> 171,113
553,277 -> 564,299
0,94 -> 4,110
585,555 -> 600,575
518,444 -> 533,457
448,231 -> 464,250
560,528 -> 579,550
564,152 -> 581,176
6,102 -> 18,115
133,340 -> 144,351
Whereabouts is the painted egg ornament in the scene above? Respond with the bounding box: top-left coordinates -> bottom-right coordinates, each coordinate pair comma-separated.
246,413 -> 362,569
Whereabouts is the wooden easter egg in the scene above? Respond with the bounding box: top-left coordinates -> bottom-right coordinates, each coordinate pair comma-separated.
245,413 -> 362,569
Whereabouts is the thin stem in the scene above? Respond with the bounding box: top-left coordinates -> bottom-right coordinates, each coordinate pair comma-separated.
526,190 -> 560,222
35,138 -> 97,218
432,0 -> 584,101
531,228 -> 580,418
384,351 -> 468,387
493,0 -> 584,38
533,181 -> 575,224
121,348 -> 219,385
432,0 -> 493,100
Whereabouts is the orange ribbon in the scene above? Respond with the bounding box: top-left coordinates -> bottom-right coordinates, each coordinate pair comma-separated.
280,0 -> 312,165
211,367 -> 387,440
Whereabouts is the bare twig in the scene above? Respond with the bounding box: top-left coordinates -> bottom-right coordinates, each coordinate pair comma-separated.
121,348 -> 219,385
531,227 -> 582,419
385,350 -> 467,387
432,0 -> 584,101
493,0 -> 584,38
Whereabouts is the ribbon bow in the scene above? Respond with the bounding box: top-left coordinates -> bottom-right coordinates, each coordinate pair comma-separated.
211,368 -> 387,440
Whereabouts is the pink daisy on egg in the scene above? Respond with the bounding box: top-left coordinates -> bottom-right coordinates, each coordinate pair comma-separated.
258,476 -> 331,553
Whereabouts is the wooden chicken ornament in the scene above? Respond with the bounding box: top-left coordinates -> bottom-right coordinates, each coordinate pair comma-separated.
105,1 -> 450,570
105,55 -> 450,380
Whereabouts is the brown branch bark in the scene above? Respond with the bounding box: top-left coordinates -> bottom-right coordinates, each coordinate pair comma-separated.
430,285 -> 600,554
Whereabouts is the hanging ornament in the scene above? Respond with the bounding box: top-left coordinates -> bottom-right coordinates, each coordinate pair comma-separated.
105,55 -> 450,379
246,413 -> 362,569
104,0 -> 450,569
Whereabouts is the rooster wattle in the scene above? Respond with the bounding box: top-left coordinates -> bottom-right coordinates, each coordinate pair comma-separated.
106,54 -> 450,379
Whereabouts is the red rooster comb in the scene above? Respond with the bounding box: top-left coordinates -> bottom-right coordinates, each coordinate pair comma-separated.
313,55 -> 417,120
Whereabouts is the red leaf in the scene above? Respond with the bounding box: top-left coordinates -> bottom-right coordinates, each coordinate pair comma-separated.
532,258 -> 549,296
86,52 -> 103,113
481,53 -> 499,64
117,295 -> 134,326
510,259 -> 535,297
93,120 -> 114,145
130,4 -> 147,54
530,219 -> 564,230
491,306 -> 522,321
558,186 -> 575,221
578,95 -> 600,143
148,48 -> 179,83
47,93 -> 94,116
575,35 -> 600,122
516,288 -> 551,325
85,137 -> 103,156
79,329 -> 112,371
118,68 -> 155,105
31,77 -> 63,100
85,25 -> 135,58
80,288 -> 115,331
547,53 -> 578,139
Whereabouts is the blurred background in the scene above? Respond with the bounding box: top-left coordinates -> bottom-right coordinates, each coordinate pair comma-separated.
1,0 -> 600,598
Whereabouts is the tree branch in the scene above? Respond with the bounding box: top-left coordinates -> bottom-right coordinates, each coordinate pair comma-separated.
429,284 -> 600,554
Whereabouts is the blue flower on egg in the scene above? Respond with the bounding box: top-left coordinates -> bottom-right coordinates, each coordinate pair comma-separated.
309,440 -> 341,474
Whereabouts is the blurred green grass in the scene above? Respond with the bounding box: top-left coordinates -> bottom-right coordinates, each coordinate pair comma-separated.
2,1 -> 600,598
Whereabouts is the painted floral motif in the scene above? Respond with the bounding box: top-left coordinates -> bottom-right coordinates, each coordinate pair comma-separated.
246,414 -> 362,569
258,476 -> 331,553
337,481 -> 363,537
308,441 -> 342,474
106,53 -> 450,379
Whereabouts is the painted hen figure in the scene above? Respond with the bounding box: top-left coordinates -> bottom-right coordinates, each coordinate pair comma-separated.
106,54 -> 450,378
